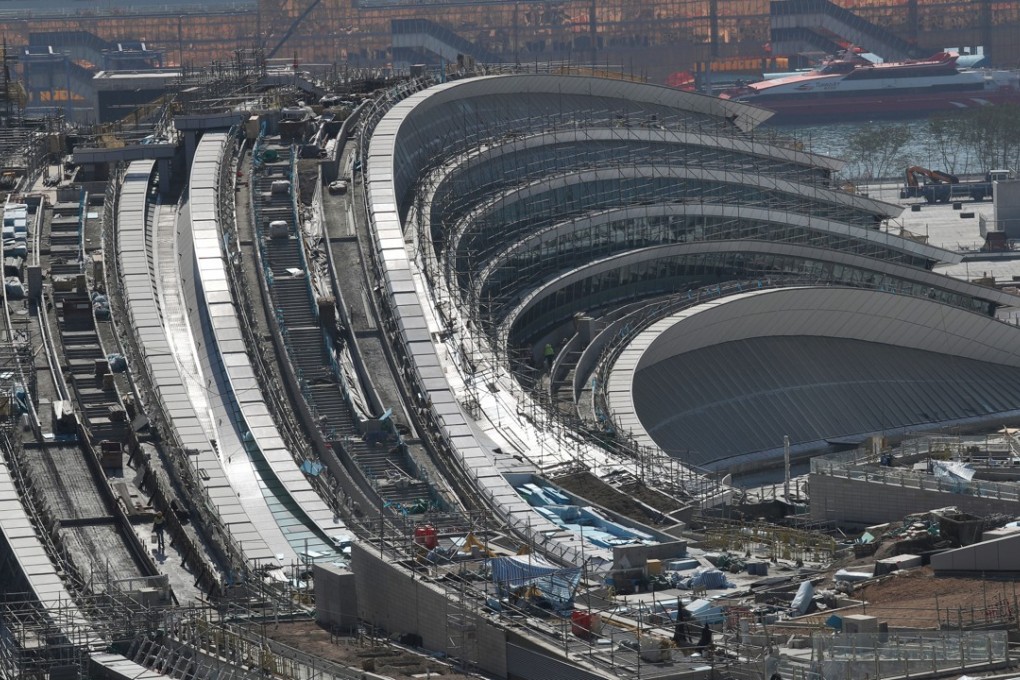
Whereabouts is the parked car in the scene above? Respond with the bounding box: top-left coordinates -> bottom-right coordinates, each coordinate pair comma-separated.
328,180 -> 348,194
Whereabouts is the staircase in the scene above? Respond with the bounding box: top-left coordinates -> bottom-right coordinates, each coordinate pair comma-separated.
391,18 -> 503,65
252,144 -> 433,511
771,0 -> 921,60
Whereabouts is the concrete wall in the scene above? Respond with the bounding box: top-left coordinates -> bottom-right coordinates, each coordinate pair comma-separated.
612,541 -> 687,570
931,533 -> 1020,573
994,179 -> 1020,239
506,642 -> 606,680
351,543 -> 508,678
809,473 -> 1020,526
314,563 -> 359,632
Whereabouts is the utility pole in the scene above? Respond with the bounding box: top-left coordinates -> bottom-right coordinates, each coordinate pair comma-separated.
783,434 -> 791,501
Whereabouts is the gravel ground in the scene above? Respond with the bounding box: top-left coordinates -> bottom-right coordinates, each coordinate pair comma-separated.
264,620 -> 478,679
793,567 -> 1019,630
553,471 -> 684,524
853,567 -> 1019,628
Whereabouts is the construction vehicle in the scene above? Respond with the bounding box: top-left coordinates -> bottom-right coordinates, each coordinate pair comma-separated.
901,165 -> 1013,203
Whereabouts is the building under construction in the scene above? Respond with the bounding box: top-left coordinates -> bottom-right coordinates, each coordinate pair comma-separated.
0,27 -> 1013,679
3,2 -> 1020,678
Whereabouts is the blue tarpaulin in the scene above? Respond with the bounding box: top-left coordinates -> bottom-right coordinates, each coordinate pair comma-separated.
488,555 -> 581,611
300,460 -> 324,476
685,598 -> 725,624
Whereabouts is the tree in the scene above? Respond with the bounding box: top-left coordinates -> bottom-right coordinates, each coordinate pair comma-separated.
961,104 -> 1020,171
843,123 -> 911,181
926,113 -> 969,174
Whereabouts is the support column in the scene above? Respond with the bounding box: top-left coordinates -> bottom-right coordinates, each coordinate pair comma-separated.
157,158 -> 171,196
185,131 -> 198,169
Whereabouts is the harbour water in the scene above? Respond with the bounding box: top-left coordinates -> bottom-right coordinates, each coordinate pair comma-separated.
770,117 -> 993,180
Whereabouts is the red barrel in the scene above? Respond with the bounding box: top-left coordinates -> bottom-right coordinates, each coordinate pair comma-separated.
413,524 -> 438,550
571,610 -> 593,638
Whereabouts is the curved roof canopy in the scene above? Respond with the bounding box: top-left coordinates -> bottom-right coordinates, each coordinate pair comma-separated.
608,287 -> 1020,469
365,73 -> 1020,483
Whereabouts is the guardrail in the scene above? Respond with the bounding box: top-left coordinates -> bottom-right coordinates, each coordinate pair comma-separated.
812,453 -> 1020,503
784,630 -> 1009,680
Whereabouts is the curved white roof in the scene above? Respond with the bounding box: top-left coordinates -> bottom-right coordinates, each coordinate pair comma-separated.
477,202 -> 953,292
366,72 -> 1020,503
608,287 -> 1020,468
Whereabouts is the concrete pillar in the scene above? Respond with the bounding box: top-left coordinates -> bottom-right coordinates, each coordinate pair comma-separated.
185,131 -> 198,168
313,564 -> 359,632
577,315 -> 595,346
157,158 -> 171,196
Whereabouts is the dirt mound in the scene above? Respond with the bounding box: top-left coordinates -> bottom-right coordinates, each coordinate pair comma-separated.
846,568 -> 1018,629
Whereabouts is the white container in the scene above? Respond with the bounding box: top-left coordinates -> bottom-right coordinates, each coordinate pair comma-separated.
268,220 -> 290,238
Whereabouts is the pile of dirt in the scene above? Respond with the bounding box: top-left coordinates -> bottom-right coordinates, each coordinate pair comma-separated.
264,621 -> 474,679
806,567 -> 1019,629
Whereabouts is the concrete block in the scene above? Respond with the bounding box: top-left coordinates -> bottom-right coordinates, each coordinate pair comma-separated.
873,554 -> 921,576
983,526 -> 1020,542
842,615 -> 879,634
314,563 -> 358,632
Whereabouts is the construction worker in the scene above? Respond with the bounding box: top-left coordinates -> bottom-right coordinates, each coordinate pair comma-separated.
543,342 -> 555,371
673,605 -> 692,647
696,623 -> 713,654
153,511 -> 166,552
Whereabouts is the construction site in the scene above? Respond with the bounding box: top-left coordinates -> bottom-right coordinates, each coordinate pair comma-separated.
2,1 -> 1020,679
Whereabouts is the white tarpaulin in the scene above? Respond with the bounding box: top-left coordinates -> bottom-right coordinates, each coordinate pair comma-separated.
791,580 -> 814,614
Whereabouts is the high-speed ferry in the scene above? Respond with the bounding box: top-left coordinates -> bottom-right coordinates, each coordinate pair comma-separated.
720,51 -> 1020,123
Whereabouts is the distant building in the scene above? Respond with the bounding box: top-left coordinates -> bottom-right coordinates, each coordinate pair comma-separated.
0,1 -> 1017,85
21,33 -> 168,122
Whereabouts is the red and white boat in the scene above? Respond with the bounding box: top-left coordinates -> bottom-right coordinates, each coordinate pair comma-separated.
720,51 -> 1020,123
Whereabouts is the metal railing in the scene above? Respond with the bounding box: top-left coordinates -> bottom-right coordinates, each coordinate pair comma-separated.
780,630 -> 1009,680
812,444 -> 1020,503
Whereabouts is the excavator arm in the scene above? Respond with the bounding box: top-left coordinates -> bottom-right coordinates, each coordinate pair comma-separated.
906,165 -> 959,187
